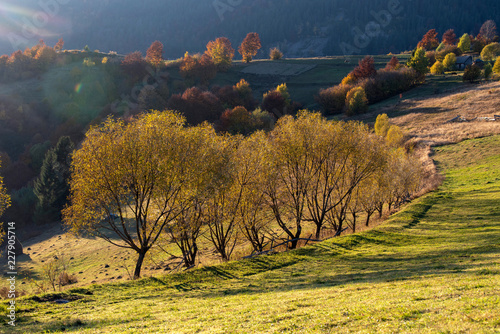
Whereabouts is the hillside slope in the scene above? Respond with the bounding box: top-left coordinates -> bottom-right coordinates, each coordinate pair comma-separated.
7,135 -> 500,333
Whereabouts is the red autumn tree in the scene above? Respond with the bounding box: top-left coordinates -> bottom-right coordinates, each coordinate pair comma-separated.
146,40 -> 164,67
198,54 -> 217,83
54,38 -> 64,52
442,29 -> 457,45
418,29 -> 439,50
479,20 -> 498,43
262,90 -> 287,116
219,106 -> 256,135
167,87 -> 224,125
238,32 -> 262,63
121,51 -> 149,82
352,56 -> 377,80
180,52 -> 217,85
206,37 -> 235,71
35,46 -> 57,70
385,56 -> 400,70
179,52 -> 198,80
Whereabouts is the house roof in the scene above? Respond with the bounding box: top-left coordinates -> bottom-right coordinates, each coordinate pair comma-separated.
456,55 -> 473,64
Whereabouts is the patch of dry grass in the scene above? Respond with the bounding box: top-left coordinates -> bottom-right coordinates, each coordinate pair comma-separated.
378,80 -> 500,195
391,81 -> 500,147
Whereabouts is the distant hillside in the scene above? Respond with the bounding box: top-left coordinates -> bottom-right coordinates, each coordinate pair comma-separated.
1,0 -> 500,58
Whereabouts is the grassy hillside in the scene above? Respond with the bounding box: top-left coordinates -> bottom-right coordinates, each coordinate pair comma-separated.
213,55 -> 410,110
5,135 -> 499,333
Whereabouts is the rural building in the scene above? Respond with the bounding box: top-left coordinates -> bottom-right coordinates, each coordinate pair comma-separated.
455,55 -> 473,70
473,59 -> 484,69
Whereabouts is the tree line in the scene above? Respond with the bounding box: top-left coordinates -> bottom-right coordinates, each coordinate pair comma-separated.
63,110 -> 422,279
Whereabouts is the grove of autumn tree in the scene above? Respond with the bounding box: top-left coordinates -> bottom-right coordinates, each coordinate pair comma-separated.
205,37 -> 235,71
64,108 -> 423,271
180,52 -> 217,85
238,32 -> 262,63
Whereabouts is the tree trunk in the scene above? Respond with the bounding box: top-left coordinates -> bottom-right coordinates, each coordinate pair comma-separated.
335,221 -> 343,236
315,223 -> 322,239
377,203 -> 384,218
289,224 -> 302,249
134,251 -> 147,279
183,242 -> 197,268
365,212 -> 372,227
352,212 -> 357,233
290,238 -> 299,249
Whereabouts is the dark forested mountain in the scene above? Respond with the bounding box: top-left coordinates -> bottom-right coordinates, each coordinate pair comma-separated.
1,0 -> 499,58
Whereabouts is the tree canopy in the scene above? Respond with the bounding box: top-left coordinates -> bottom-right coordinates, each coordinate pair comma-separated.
238,33 -> 262,63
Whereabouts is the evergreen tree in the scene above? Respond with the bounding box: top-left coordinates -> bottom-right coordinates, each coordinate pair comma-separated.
463,65 -> 482,83
52,136 -> 74,208
33,137 -> 74,224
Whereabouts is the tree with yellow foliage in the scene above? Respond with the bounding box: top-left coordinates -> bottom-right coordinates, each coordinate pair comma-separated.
206,37 -> 235,71
430,61 -> 445,75
374,113 -> 390,137
63,111 -> 196,279
163,123 -> 222,267
234,131 -> 273,253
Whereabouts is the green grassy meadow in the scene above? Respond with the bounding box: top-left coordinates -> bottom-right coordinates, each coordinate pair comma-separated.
4,135 -> 499,333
